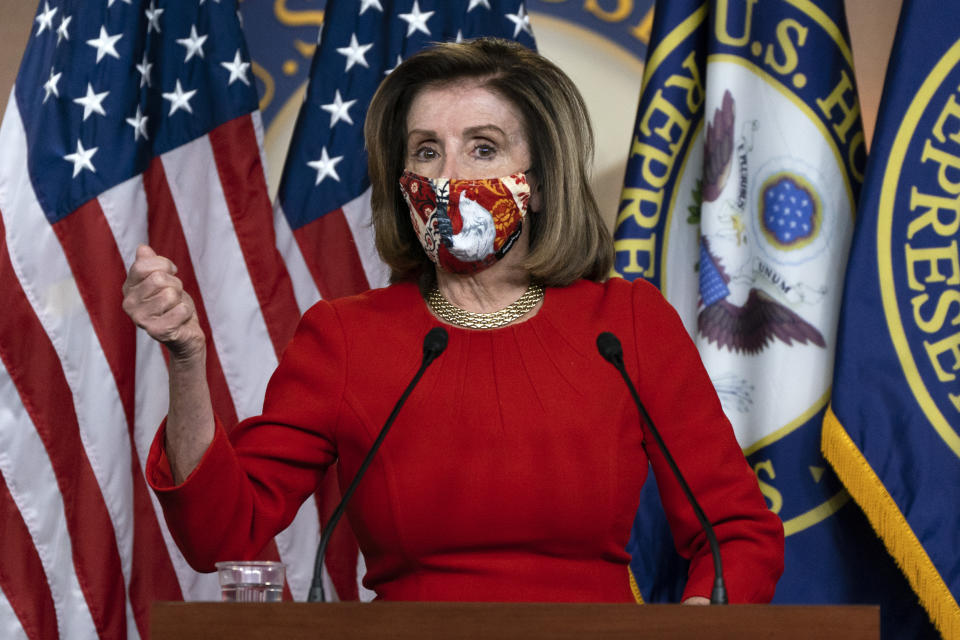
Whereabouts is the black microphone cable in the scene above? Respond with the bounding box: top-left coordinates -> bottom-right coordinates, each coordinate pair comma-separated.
307,327 -> 448,602
596,331 -> 728,605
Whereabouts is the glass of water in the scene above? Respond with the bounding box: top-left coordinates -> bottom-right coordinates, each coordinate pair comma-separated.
215,561 -> 285,602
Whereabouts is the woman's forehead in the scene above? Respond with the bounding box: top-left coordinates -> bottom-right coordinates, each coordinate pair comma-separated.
406,79 -> 525,134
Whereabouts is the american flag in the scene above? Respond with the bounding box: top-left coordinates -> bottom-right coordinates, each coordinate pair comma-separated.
0,1 -> 319,637
0,0 -> 538,636
274,0 -> 537,601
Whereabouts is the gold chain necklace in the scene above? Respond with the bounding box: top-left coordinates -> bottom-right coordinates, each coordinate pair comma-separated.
426,283 -> 544,329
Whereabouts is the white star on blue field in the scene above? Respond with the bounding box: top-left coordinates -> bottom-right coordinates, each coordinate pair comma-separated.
762,177 -> 815,245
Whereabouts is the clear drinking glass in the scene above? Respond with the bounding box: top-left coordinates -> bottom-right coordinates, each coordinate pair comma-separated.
215,561 -> 285,602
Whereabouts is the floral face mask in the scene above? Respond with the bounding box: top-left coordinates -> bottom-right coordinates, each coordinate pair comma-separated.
399,170 -> 531,274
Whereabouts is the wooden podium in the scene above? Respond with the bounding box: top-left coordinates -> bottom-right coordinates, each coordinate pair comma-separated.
151,602 -> 879,639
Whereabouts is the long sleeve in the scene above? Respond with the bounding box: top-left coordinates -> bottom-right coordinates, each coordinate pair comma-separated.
145,300 -> 347,572
627,278 -> 784,602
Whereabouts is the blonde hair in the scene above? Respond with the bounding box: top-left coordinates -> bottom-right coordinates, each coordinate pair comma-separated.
365,38 -> 613,287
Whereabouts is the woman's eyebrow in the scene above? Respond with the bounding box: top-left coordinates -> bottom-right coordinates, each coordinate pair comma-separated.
463,124 -> 507,138
406,128 -> 437,141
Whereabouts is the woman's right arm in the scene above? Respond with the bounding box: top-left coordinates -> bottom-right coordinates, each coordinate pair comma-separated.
121,244 -> 214,484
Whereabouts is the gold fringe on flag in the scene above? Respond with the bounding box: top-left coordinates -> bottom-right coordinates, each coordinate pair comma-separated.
822,406 -> 959,639
628,566 -> 645,604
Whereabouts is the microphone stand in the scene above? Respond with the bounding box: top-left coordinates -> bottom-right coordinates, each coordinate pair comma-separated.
596,332 -> 728,605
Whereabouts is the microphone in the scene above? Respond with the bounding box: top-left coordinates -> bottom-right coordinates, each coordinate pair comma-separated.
596,331 -> 728,605
307,327 -> 448,602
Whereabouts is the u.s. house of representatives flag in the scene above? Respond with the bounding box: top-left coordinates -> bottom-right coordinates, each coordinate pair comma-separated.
617,1 -> 940,635
0,1 -> 326,637
615,0 -> 862,582
616,0 -> 908,617
823,0 -> 960,636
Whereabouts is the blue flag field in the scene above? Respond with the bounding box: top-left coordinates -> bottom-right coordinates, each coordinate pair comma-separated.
824,0 -> 960,637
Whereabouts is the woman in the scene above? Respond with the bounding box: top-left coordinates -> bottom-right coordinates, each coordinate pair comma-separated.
123,38 -> 783,603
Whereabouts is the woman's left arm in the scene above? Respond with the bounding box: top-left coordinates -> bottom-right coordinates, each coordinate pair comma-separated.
629,280 -> 785,603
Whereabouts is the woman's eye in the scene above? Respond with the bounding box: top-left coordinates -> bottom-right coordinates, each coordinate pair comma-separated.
413,147 -> 438,161
474,144 -> 496,158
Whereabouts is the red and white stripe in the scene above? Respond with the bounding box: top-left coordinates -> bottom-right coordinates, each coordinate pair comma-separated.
0,87 -> 331,638
276,187 -> 390,305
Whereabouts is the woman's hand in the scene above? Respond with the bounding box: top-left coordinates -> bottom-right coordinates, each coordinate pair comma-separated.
682,596 -> 710,605
122,245 -> 205,362
122,244 -> 214,483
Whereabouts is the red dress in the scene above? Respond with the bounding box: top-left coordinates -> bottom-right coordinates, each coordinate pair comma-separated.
146,278 -> 784,602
